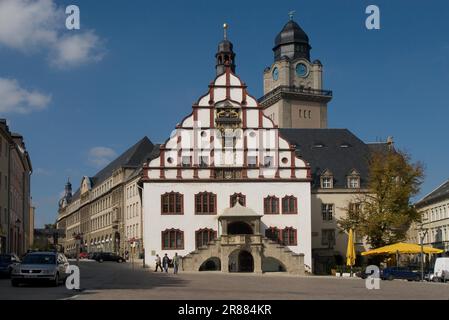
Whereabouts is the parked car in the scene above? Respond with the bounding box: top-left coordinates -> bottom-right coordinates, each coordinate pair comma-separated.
10,252 -> 70,287
94,252 -> 124,263
79,252 -> 89,259
432,257 -> 449,282
381,267 -> 421,281
0,254 -> 21,278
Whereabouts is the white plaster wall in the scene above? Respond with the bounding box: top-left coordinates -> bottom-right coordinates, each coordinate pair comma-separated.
143,181 -> 312,269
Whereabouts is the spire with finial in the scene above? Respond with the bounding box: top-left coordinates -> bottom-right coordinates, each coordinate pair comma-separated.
288,10 -> 296,21
215,22 -> 236,75
273,11 -> 311,61
223,23 -> 228,40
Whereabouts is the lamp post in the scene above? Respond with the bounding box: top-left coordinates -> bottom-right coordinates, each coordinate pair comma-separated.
419,224 -> 429,282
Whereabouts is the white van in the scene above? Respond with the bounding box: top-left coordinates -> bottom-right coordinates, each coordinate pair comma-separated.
433,257 -> 449,282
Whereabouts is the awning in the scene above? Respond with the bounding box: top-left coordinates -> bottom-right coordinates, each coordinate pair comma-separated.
361,242 -> 444,256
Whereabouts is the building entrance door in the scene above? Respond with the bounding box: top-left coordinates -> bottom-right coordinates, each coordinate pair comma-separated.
238,250 -> 254,272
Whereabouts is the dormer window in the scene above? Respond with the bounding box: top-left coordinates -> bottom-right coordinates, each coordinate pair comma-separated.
347,169 -> 360,189
320,169 -> 333,189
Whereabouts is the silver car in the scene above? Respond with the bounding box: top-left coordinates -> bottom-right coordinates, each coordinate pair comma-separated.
11,252 -> 70,287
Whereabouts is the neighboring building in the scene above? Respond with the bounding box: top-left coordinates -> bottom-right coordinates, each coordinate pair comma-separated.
142,31 -> 312,275
57,137 -> 156,257
259,17 -> 332,129
123,146 -> 160,259
279,129 -> 390,273
411,179 -> 449,254
0,120 -> 11,253
0,120 -> 32,255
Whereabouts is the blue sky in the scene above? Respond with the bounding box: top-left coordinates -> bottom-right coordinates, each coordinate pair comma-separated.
1,0 -> 448,227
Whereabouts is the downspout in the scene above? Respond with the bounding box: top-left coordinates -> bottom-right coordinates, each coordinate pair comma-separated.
7,143 -> 11,253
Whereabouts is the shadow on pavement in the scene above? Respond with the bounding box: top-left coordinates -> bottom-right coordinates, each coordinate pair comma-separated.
78,262 -> 188,291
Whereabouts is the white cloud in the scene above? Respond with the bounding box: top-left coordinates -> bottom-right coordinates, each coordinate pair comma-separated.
88,147 -> 117,168
0,77 -> 51,114
0,0 -> 104,69
52,32 -> 104,69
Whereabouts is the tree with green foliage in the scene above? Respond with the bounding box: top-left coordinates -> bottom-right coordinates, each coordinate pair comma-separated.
338,149 -> 424,248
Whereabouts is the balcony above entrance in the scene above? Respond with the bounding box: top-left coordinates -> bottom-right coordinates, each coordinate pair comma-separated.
219,203 -> 262,236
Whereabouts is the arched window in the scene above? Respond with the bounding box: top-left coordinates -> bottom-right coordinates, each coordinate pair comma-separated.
282,196 -> 297,214
195,228 -> 217,248
195,192 -> 217,214
230,193 -> 246,207
281,227 -> 297,246
265,227 -> 280,243
161,229 -> 184,250
264,196 -> 279,214
161,192 -> 183,214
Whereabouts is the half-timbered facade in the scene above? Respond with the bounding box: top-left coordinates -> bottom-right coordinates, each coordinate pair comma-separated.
142,32 -> 312,274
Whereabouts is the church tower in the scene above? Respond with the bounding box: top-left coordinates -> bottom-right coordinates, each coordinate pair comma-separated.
259,15 -> 332,128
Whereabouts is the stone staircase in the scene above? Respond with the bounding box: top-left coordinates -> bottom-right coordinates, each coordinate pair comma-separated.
181,234 -> 307,275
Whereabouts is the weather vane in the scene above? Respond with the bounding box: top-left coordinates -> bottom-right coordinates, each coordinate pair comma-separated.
223,23 -> 228,40
288,10 -> 296,21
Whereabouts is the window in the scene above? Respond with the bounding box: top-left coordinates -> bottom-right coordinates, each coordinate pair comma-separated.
282,196 -> 297,214
182,156 -> 191,168
349,203 -> 361,216
321,204 -> 333,221
263,156 -> 274,168
321,229 -> 335,247
265,227 -> 280,243
230,193 -> 246,207
195,229 -> 217,248
224,136 -> 234,148
348,177 -> 359,188
199,156 -> 209,168
321,177 -> 332,189
161,229 -> 184,250
264,196 -> 279,214
195,192 -> 216,214
281,227 -> 297,246
248,156 -> 257,168
320,169 -> 333,188
161,192 -> 183,214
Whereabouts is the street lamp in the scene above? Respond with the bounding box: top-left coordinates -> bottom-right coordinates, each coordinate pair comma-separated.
418,222 -> 429,282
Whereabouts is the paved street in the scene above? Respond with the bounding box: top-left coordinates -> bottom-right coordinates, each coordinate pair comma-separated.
0,260 -> 448,300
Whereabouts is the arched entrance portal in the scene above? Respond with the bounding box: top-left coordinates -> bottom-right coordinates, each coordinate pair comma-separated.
229,250 -> 254,272
199,257 -> 221,271
228,221 -> 253,235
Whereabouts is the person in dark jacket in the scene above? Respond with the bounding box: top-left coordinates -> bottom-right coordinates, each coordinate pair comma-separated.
162,253 -> 170,273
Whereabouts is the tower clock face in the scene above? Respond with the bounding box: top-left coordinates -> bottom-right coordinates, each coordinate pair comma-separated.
272,67 -> 279,81
296,63 -> 308,77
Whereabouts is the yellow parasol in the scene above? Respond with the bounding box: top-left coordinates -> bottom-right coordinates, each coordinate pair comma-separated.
361,242 -> 443,256
346,229 -> 356,267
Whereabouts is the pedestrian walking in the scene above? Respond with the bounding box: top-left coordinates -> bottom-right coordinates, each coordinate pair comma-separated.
173,253 -> 180,274
162,253 -> 170,273
155,254 -> 163,272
